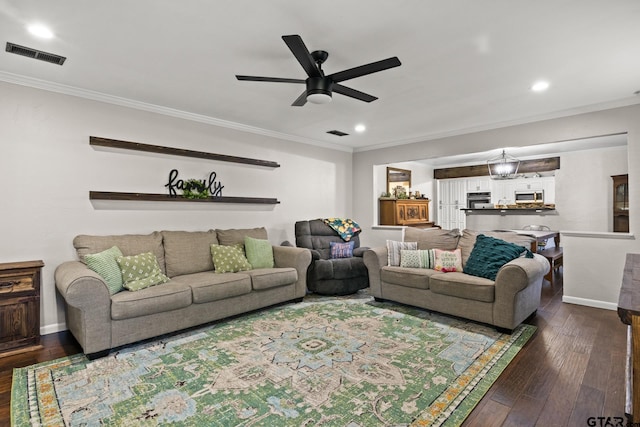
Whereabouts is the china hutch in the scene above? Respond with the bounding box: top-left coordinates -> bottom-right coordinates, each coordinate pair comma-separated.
612,174 -> 629,233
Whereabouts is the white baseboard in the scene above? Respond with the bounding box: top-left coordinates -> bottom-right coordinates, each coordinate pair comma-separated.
562,295 -> 618,311
41,322 -> 67,336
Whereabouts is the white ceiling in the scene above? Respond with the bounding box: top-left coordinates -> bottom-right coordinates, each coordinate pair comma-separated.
2,0 -> 640,152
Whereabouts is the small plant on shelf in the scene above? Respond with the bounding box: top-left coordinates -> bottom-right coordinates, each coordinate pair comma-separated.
182,179 -> 210,199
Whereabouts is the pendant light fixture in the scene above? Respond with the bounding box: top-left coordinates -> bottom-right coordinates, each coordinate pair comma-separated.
487,149 -> 520,180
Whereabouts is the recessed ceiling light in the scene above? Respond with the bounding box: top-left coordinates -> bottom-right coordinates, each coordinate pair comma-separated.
531,81 -> 550,92
355,124 -> 366,133
27,24 -> 54,39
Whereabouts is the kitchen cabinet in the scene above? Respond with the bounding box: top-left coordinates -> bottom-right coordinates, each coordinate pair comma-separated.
379,199 -> 431,226
490,176 -> 555,204
466,177 -> 491,192
437,179 -> 466,230
613,174 -> 629,232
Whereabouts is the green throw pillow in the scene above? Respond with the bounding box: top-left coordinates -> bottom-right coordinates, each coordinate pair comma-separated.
116,252 -> 169,291
211,244 -> 252,273
244,236 -> 274,269
399,249 -> 436,269
464,234 -> 533,281
84,246 -> 124,295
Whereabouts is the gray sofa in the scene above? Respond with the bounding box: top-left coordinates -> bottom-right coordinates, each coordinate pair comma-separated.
363,228 -> 550,331
55,228 -> 311,357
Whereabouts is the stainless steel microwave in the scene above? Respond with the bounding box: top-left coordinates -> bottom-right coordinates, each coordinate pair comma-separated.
514,190 -> 544,204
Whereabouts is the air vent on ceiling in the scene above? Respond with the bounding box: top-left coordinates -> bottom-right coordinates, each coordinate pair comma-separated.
327,130 -> 349,137
5,42 -> 66,65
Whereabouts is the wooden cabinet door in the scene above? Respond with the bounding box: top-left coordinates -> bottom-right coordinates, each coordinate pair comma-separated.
0,297 -> 39,352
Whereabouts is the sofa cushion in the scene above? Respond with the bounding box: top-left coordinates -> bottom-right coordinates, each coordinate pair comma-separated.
216,227 -> 268,247
312,258 -> 368,281
117,252 -> 169,291
244,236 -> 275,269
429,273 -> 495,303
404,227 -> 460,251
211,244 -> 252,273
162,230 -> 218,277
84,246 -> 124,295
170,272 -> 252,303
246,268 -> 298,290
464,234 -> 533,280
381,266 -> 442,290
111,282 -> 192,320
74,232 -> 166,274
295,220 -> 362,260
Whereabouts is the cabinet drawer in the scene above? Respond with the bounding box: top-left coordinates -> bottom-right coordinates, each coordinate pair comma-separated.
0,270 -> 38,294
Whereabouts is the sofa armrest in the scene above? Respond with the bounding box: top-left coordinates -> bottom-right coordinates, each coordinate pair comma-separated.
272,246 -> 312,297
492,254 -> 550,329
353,247 -> 369,257
54,261 -> 113,354
363,247 -> 388,298
309,249 -> 322,261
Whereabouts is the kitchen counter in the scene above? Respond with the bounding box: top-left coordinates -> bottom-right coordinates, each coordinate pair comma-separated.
462,207 -> 556,214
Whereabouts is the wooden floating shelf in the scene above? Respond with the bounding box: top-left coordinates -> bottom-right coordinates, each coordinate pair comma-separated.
90,191 -> 280,205
90,136 -> 280,168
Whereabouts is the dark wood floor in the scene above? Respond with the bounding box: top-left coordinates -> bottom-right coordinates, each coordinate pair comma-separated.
464,269 -> 627,427
0,269 -> 628,426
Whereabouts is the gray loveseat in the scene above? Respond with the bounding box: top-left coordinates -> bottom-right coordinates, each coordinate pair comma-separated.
55,227 -> 311,357
363,228 -> 550,331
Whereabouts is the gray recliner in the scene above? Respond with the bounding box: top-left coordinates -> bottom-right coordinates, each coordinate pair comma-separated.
294,219 -> 369,295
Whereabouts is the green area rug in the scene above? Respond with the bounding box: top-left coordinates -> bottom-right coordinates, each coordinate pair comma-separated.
12,300 -> 535,426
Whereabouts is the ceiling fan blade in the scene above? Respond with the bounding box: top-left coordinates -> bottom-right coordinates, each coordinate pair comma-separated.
282,35 -> 322,78
328,57 -> 401,83
291,90 -> 307,106
236,75 -> 305,84
333,83 -> 378,103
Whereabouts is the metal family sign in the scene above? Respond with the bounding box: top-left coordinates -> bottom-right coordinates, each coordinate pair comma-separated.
165,169 -> 224,197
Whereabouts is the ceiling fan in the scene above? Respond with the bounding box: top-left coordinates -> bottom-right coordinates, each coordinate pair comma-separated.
236,35 -> 401,106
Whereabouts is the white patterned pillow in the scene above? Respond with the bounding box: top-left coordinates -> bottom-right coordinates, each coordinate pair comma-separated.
84,246 -> 124,295
386,240 -> 418,266
400,249 -> 436,269
211,244 -> 252,273
434,248 -> 463,272
116,252 -> 169,291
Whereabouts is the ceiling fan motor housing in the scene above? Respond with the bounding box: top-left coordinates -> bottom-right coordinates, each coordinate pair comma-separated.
306,77 -> 333,97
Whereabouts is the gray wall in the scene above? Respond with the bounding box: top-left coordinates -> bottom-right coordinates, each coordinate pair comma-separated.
1,81 -> 354,333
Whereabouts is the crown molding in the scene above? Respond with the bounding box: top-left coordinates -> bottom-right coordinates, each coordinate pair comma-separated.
0,71 -> 353,153
354,97 -> 640,153
4,71 -> 638,156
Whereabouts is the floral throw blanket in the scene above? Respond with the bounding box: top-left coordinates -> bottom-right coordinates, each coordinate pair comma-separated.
323,218 -> 362,242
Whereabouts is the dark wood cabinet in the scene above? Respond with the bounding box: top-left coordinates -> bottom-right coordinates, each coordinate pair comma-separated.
612,174 -> 629,233
618,254 -> 640,422
0,260 -> 44,356
379,198 -> 432,226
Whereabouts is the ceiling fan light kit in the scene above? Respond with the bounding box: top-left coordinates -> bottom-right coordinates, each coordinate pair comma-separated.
236,35 -> 401,107
306,76 -> 333,104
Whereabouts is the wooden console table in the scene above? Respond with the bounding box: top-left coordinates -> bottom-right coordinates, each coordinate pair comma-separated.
618,253 -> 640,422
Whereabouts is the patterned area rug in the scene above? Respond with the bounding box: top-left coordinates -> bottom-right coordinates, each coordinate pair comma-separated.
12,299 -> 535,426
